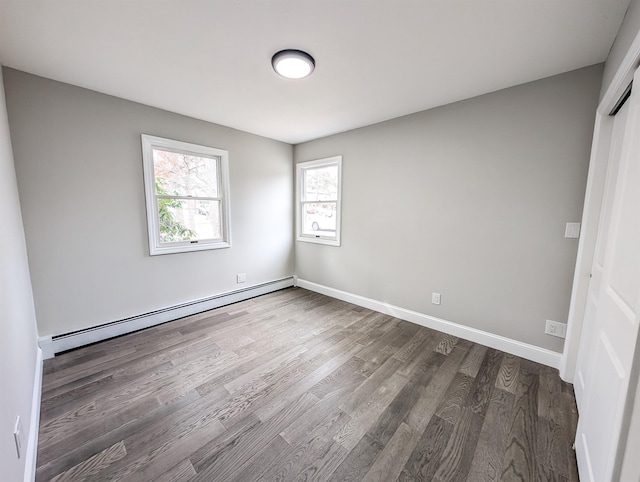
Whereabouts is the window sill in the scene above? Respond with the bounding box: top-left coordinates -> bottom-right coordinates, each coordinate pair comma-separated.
149,240 -> 231,256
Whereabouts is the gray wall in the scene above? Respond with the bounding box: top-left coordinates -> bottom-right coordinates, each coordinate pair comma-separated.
294,64 -> 603,353
0,69 -> 39,482
601,0 -> 640,98
4,68 -> 294,336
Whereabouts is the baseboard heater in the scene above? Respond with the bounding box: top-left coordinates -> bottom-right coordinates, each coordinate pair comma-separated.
40,276 -> 295,357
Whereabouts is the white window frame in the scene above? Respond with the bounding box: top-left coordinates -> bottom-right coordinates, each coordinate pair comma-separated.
296,155 -> 342,246
141,134 -> 231,255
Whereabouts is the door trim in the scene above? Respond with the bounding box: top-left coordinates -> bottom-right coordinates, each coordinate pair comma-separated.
561,27 -> 640,382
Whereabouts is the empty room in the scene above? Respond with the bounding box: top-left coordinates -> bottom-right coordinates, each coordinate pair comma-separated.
1,1 -> 640,481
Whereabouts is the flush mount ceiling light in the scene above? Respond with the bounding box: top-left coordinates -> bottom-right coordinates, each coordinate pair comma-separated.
272,49 -> 315,79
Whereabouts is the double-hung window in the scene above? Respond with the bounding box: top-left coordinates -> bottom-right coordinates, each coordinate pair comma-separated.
141,134 -> 231,255
296,156 -> 342,246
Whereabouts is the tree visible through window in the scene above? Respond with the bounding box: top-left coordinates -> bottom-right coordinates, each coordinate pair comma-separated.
141,135 -> 231,255
155,178 -> 196,242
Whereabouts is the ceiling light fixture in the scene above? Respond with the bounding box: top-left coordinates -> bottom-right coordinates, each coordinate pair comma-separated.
272,49 -> 315,79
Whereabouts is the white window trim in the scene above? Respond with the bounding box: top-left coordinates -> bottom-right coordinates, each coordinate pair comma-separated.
141,134 -> 232,255
296,155 -> 342,246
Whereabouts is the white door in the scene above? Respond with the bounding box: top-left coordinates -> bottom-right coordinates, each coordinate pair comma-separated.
574,94 -> 629,409
574,68 -> 640,482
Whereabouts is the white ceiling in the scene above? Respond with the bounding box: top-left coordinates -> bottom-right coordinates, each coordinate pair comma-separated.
0,1 -> 630,144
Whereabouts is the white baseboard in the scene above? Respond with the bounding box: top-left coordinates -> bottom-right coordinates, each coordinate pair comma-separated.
45,277 -> 294,356
37,335 -> 54,360
24,346 -> 43,482
297,279 -> 562,369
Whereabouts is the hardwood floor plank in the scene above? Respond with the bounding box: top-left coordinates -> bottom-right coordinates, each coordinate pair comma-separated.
367,357 -> 441,446
177,310 -> 250,336
88,415 -> 227,481
538,462 -> 569,481
194,340 -> 311,398
49,441 -> 127,482
433,407 -> 485,481
394,335 -> 443,379
42,331 -> 219,402
44,348 -> 109,374
39,391 -> 161,461
393,328 -> 433,362
35,390 -> 200,480
104,424 -> 225,482
228,435 -> 292,482
155,458 -> 197,482
334,372 -> 408,450
467,348 -> 504,416
564,393 -> 580,482
405,346 -> 467,432
327,433 -> 383,482
399,415 -> 454,482
353,322 -> 412,376
41,367 -> 113,403
189,392 -> 319,481
213,344 -> 353,428
40,360 -> 173,420
434,334 -> 459,355
454,338 -> 475,351
538,366 -> 562,420
223,344 -> 308,394
308,356 -> 367,401
361,422 -> 420,481
467,388 -> 516,481
500,362 -> 540,481
459,344 -> 488,377
538,367 -> 567,478
353,314 -> 399,347
539,368 -> 578,480
254,408 -> 350,481
85,351 -> 230,416
36,288 -> 579,481
42,329 -> 219,395
281,397 -> 349,447
496,353 -> 520,394
38,400 -> 97,447
290,441 -> 348,482
255,345 -> 365,422
339,356 -> 403,415
42,347 -> 138,392
188,413 -> 262,474
283,417 -> 351,482
434,372 -> 474,425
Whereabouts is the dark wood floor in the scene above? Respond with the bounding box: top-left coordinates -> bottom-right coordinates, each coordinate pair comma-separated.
36,288 -> 579,481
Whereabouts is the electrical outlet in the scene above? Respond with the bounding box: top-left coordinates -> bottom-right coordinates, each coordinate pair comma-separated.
432,292 -> 441,305
545,320 -> 567,338
236,273 -> 247,284
13,416 -> 22,459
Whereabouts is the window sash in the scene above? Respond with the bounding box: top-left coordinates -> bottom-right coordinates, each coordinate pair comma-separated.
142,134 -> 231,255
296,156 -> 342,246
154,198 -> 223,246
155,195 -> 221,202
152,148 -> 220,198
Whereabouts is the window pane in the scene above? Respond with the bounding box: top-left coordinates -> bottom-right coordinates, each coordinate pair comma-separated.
157,198 -> 221,243
153,148 -> 218,197
303,165 -> 338,201
302,202 -> 337,236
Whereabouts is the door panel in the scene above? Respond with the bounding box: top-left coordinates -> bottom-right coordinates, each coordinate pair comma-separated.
606,150 -> 640,310
574,67 -> 640,482
579,335 -> 624,481
574,96 -> 628,408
